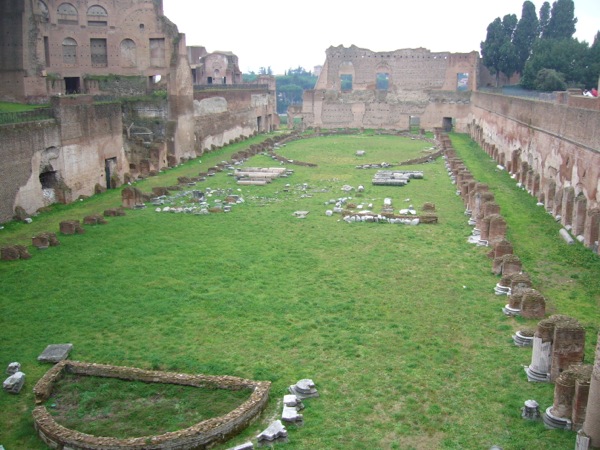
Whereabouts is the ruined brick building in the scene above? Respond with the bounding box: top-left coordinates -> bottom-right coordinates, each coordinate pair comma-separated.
0,0 -> 180,102
0,0 -> 278,222
188,46 -> 243,86
301,45 -> 479,131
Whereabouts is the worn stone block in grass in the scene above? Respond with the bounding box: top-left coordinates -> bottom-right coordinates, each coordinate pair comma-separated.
3,371 -> 25,394
103,208 -> 126,217
1,245 -> 31,260
257,420 -> 288,442
83,214 -> 107,225
289,379 -> 319,399
59,220 -> 85,235
32,232 -> 60,250
37,344 -> 73,363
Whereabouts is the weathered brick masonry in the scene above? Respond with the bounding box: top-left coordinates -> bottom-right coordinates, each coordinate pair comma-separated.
468,92 -> 600,249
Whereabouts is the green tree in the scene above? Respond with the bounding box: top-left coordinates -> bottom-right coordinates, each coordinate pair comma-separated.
543,0 -> 577,40
242,71 -> 257,83
513,1 -> 539,74
481,14 -> 518,86
534,68 -> 566,90
539,2 -> 551,37
273,67 -> 317,114
584,32 -> 600,88
521,37 -> 589,89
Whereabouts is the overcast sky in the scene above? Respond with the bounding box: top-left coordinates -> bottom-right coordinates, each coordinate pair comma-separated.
163,0 -> 599,75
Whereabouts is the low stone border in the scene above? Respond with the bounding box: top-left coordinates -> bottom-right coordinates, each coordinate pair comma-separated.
32,361 -> 271,450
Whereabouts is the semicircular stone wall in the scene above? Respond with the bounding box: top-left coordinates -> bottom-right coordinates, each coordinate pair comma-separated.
32,360 -> 271,450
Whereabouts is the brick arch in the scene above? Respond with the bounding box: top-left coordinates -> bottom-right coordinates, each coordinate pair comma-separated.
119,39 -> 136,67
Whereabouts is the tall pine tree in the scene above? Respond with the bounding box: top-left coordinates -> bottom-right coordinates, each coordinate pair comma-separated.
513,1 -> 539,74
539,2 -> 551,37
543,0 -> 577,40
481,15 -> 518,86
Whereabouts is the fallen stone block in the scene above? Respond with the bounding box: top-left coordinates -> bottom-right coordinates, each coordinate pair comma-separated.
37,344 -> 73,363
282,405 -> 303,424
83,214 -> 108,225
6,362 -> 21,375
32,232 -> 60,250
1,245 -> 32,261
103,208 -> 126,217
3,371 -> 25,394
559,228 -> 574,245
283,394 -> 304,409
257,420 -> 288,442
289,379 -> 319,399
59,220 -> 85,235
293,211 -> 309,219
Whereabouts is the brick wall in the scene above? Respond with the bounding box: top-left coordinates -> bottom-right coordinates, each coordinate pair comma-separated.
0,121 -> 60,222
469,91 -> 600,248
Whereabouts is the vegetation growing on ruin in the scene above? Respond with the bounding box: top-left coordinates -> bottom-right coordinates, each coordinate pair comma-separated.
0,102 -> 48,112
0,131 -> 597,449
44,374 -> 252,438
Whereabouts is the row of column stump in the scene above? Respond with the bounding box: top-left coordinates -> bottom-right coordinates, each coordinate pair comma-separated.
470,123 -> 600,252
0,209 -> 125,261
437,129 -> 599,449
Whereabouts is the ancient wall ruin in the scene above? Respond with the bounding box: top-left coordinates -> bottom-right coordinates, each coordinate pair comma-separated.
32,360 -> 271,450
0,120 -> 60,222
0,95 -> 127,222
193,87 -> 279,152
301,45 -> 478,131
0,0 -> 179,103
468,92 -> 600,249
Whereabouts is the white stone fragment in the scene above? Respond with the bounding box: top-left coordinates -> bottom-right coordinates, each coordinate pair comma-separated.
257,420 -> 287,441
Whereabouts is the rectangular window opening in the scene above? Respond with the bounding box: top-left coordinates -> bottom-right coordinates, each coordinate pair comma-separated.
90,38 -> 108,67
376,73 -> 389,90
340,74 -> 352,92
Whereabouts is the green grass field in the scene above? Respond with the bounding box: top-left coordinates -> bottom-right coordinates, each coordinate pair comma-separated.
0,131 -> 598,449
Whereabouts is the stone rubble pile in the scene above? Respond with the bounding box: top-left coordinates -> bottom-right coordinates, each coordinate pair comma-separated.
234,167 -> 292,186
152,187 -> 245,215
3,362 -> 25,394
372,170 -> 424,186
323,195 -> 436,226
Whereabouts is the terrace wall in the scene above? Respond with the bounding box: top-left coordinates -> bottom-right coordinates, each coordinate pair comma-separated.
193,87 -> 278,152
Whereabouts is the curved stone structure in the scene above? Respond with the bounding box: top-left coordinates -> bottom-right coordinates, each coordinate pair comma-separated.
32,361 -> 271,450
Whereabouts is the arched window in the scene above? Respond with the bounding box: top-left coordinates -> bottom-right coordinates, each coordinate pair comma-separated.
87,5 -> 107,16
119,39 -> 137,67
57,3 -> 78,24
87,5 -> 107,26
38,0 -> 49,21
62,37 -> 77,64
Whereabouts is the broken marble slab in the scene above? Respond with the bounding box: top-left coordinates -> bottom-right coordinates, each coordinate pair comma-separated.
289,379 -> 319,399
283,394 -> 304,410
3,371 -> 25,394
282,405 -> 303,424
257,420 -> 288,442
37,344 -> 73,363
